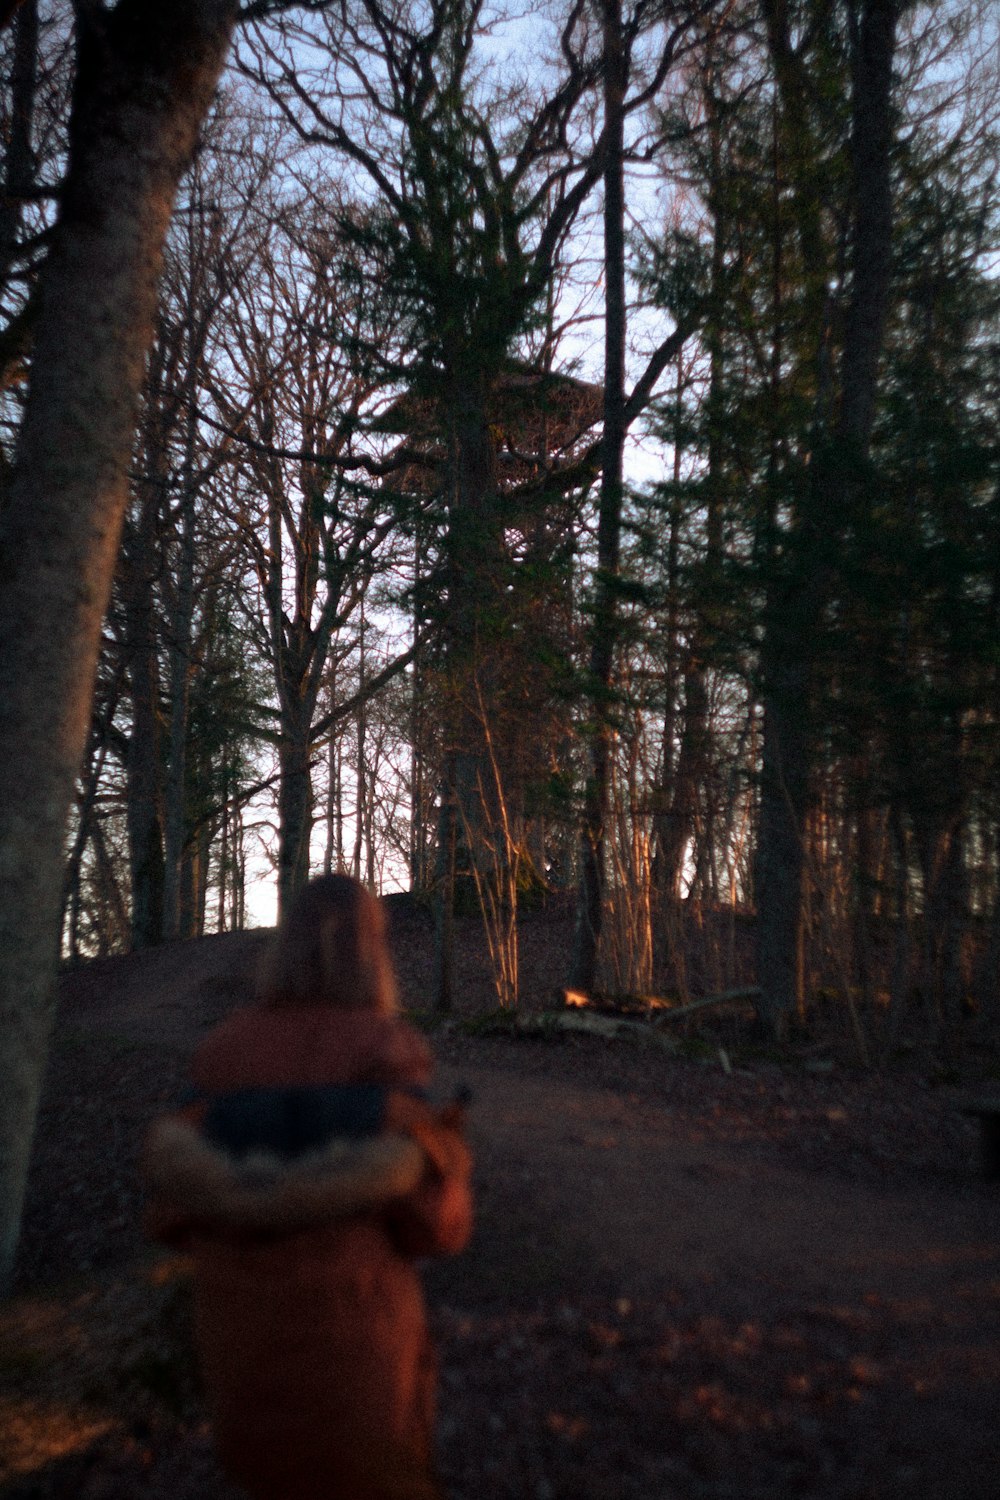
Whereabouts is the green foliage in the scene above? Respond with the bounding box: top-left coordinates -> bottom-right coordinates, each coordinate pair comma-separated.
827,143 -> 1000,820
332,1 -> 545,402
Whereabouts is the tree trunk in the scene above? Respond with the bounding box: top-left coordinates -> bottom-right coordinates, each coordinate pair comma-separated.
755,651 -> 809,1032
234,804 -> 246,931
653,356 -> 685,894
433,382 -> 502,1002
657,659 -> 709,903
754,0 -> 899,1037
90,818 -> 131,955
324,662 -> 339,876
838,0 -> 898,454
162,442 -> 198,940
353,601 -> 367,882
122,482 -> 166,949
570,0 -> 626,993
434,758 -> 458,1014
278,723 -> 314,919
217,769 -> 230,933
0,0 -> 236,1295
410,533 -> 428,893
179,825 -> 201,941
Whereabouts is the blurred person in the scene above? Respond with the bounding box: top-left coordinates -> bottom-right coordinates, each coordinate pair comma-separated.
143,874 -> 472,1500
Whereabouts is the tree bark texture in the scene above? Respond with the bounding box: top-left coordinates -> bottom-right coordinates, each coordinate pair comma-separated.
278,720 -> 315,919
434,759 -> 458,1014
755,652 -> 809,1029
657,660 -> 710,903
433,384 -> 503,1007
0,0 -> 237,1294
570,0 -> 626,993
838,0 -> 898,452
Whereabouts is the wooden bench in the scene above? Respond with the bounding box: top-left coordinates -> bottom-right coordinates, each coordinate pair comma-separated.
961,1097 -> 1000,1179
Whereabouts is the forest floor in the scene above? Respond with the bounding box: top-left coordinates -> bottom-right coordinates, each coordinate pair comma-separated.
3,902 -> 1000,1499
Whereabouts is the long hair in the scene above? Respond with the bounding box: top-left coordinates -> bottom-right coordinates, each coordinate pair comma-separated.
258,875 -> 398,1013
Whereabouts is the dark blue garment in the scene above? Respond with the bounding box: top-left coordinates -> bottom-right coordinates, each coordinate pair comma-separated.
202,1084 -> 387,1159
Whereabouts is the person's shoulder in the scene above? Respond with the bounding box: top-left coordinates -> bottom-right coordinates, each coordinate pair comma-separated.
190,1004 -> 273,1087
190,1004 -> 433,1091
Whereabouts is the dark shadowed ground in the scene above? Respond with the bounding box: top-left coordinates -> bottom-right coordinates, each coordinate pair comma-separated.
2,909 -> 998,1499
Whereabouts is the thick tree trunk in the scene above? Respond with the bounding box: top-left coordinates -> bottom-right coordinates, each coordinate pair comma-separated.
433,383 -> 502,1008
838,0 -> 897,452
570,0 -> 626,993
657,660 -> 709,903
754,0 -> 899,1037
755,653 -> 809,1032
0,0 -> 236,1295
179,823 -> 202,941
278,724 -> 314,919
653,363 -> 685,894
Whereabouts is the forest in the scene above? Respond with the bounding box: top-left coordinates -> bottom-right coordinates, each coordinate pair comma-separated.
1,0 -> 999,1290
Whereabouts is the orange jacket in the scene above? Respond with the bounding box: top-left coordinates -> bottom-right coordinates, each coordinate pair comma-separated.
144,1006 -> 472,1500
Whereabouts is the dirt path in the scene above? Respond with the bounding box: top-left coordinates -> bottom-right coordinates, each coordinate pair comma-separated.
3,928 -> 999,1499
421,1057 -> 1000,1500
437,1061 -> 1000,1312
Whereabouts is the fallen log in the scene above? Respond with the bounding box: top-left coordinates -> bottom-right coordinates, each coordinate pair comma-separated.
560,985 -> 761,1025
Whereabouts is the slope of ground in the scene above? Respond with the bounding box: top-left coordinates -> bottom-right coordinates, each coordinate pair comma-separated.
2,912 -> 998,1499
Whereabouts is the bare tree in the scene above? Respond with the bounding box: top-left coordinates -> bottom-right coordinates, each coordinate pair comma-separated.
212,201 -> 407,914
